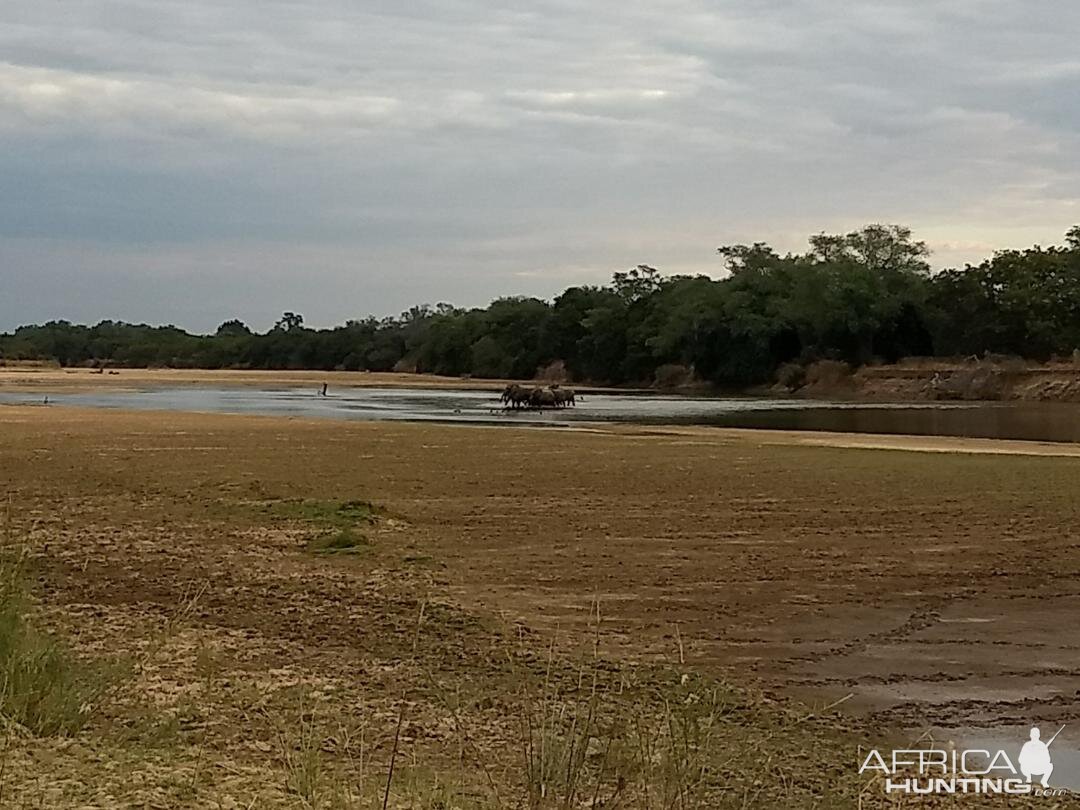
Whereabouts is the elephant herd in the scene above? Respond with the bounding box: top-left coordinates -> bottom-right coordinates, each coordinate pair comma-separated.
500,383 -> 577,410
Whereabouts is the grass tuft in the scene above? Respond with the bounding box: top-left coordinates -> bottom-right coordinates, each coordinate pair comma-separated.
307,528 -> 372,555
268,499 -> 381,530
0,551 -> 116,736
264,499 -> 382,556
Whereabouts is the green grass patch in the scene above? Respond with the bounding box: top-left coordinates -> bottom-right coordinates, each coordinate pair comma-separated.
266,498 -> 381,530
0,552 -> 118,735
260,499 -> 383,555
306,528 -> 372,555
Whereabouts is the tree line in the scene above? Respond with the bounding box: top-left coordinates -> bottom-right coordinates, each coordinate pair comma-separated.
4,224 -> 1080,386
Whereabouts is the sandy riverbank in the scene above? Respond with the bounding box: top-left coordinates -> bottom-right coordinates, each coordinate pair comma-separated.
0,366 -> 517,392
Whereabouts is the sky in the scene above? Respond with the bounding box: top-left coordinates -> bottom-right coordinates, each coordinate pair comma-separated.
2,1 -> 1079,333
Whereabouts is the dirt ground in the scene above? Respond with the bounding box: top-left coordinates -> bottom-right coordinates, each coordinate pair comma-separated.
2,404 -> 1079,807
0,366 -> 640,396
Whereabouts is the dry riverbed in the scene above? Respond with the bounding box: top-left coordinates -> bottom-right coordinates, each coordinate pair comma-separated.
2,405 -> 1078,807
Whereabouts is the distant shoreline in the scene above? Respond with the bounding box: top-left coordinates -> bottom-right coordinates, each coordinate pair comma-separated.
8,361 -> 1080,404
0,366 -> 649,395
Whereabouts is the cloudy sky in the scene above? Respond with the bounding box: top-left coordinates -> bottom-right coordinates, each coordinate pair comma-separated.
2,1 -> 1078,332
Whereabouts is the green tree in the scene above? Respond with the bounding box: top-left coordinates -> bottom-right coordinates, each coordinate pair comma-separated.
4,225 -> 1077,382
274,312 -> 304,332
215,319 -> 252,337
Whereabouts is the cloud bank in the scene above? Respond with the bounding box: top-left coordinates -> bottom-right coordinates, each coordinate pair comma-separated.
2,0 -> 1078,331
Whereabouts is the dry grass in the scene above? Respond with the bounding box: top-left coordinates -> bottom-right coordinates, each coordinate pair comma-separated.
0,551 -> 115,737
0,504 -> 123,739
3,405 -> 1076,807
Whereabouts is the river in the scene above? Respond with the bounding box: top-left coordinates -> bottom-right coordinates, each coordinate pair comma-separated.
4,385 -> 1080,442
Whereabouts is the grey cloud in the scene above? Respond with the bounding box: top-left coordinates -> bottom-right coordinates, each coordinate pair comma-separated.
1,0 -> 1078,332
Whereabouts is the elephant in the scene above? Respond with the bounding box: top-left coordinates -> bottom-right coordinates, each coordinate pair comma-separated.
502,384 -> 575,410
552,388 -> 576,407
501,384 -> 533,409
530,387 -> 557,409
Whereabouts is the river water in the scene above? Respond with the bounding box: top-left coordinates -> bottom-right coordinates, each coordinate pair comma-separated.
4,385 -> 1080,442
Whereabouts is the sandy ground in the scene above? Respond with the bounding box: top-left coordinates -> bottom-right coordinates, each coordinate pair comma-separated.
609,424 -> 1080,458
0,366 -> 514,392
3,404 -> 1080,806
0,366 -> 638,394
